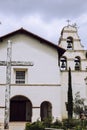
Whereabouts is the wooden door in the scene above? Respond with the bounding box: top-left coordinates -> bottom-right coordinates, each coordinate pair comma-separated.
10,101 -> 26,121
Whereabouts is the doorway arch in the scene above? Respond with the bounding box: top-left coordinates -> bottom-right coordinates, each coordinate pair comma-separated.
10,95 -> 32,122
40,101 -> 52,121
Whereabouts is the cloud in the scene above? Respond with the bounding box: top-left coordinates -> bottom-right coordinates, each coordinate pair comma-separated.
0,0 -> 87,20
0,0 -> 87,48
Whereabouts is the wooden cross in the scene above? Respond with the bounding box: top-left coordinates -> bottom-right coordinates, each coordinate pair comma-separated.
0,40 -> 33,129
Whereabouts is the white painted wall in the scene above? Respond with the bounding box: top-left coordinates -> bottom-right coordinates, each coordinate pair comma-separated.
0,34 -> 60,84
59,25 -> 87,119
10,85 -> 62,121
0,33 -> 62,123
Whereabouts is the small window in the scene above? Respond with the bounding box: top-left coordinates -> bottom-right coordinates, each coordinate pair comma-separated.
67,37 -> 73,50
74,57 -> 81,70
60,57 -> 67,71
16,71 -> 25,84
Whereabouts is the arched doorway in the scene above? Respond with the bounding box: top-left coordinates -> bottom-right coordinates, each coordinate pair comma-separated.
10,95 -> 32,122
40,101 -> 52,121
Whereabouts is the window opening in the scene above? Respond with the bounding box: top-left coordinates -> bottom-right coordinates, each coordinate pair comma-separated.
16,71 -> 25,84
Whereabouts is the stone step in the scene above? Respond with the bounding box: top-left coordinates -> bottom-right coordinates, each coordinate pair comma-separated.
0,122 -> 26,130
10,122 -> 26,130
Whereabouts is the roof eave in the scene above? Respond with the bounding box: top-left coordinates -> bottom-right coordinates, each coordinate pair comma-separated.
0,28 -> 66,56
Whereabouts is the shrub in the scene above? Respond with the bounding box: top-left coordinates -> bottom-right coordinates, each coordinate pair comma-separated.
51,119 -> 62,128
42,117 -> 53,127
25,120 -> 45,130
62,119 -> 81,129
25,122 -> 31,130
25,118 -> 87,130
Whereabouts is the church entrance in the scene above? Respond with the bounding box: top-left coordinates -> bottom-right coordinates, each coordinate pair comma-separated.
40,101 -> 52,121
10,95 -> 32,122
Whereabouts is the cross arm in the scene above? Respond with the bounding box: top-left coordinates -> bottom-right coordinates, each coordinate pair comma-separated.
11,61 -> 34,66
0,61 -> 7,66
0,61 -> 34,66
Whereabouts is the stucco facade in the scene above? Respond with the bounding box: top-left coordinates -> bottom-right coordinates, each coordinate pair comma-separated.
0,28 -> 65,124
1,25 -> 86,126
59,25 -> 87,119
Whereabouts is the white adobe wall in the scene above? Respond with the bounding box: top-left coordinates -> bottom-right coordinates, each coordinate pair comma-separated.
10,85 -> 62,121
60,71 -> 87,119
59,25 -> 87,119
0,33 -> 62,123
0,86 -> 5,122
0,34 -> 60,84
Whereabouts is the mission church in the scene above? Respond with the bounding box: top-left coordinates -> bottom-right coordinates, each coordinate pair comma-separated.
0,24 -> 87,128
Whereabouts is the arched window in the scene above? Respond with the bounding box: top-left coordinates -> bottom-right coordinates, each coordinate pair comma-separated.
74,56 -> 81,70
60,57 -> 67,70
40,101 -> 52,121
67,37 -> 73,50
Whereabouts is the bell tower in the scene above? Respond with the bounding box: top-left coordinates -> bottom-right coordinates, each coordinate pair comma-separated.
58,24 -> 86,71
58,24 -> 84,50
58,24 -> 87,119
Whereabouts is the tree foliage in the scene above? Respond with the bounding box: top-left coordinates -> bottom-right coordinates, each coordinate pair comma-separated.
73,91 -> 85,117
67,67 -> 73,119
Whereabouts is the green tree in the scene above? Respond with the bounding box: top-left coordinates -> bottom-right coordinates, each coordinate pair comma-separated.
73,92 -> 85,118
67,67 -> 73,119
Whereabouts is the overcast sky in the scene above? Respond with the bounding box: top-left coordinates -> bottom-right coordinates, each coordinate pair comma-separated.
0,0 -> 87,48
